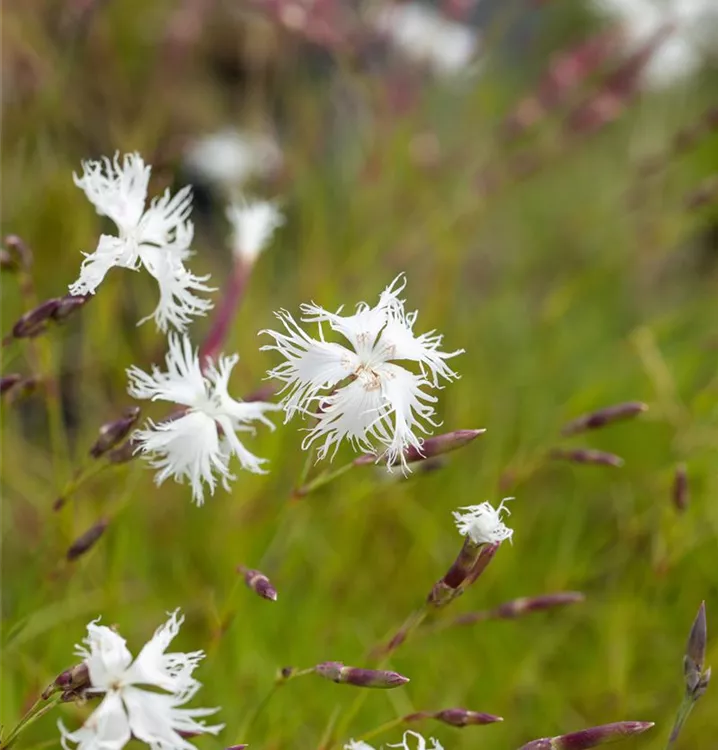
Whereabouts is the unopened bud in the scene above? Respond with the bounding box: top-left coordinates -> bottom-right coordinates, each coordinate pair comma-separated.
405,708 -> 503,727
518,721 -> 655,749
42,662 -> 90,699
672,464 -> 689,513
561,402 -> 647,436
225,745 -> 249,750
3,235 -> 33,270
489,592 -> 585,620
238,565 -> 278,601
90,407 -> 141,458
51,294 -> 91,322
550,448 -> 624,468
684,601 -> 709,697
1,374 -> 23,396
314,661 -> 409,689
355,429 -> 485,467
11,299 -> 61,339
66,519 -> 109,561
0,249 -> 16,271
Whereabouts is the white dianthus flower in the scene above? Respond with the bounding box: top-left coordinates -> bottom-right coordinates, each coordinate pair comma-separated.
344,731 -> 444,750
127,334 -> 278,505
373,1 -> 479,78
226,199 -> 284,264
59,610 -> 223,750
453,499 -> 514,545
71,152 -> 214,332
261,274 -> 463,470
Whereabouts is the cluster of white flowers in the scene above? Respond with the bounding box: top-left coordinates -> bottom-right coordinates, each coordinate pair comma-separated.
59,611 -> 223,750
593,0 -> 718,89
346,730 -> 444,750
261,274 -> 464,470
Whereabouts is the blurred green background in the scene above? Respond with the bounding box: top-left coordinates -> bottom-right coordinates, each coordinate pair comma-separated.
2,1 -> 717,749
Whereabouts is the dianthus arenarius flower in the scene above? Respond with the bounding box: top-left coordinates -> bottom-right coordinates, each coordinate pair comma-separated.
453,499 -> 514,545
345,731 -> 444,750
71,152 -> 213,332
261,274 -> 463,469
59,610 -> 223,750
127,334 -> 278,504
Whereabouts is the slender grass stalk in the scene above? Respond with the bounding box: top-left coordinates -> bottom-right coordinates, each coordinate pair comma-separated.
1,694 -> 61,750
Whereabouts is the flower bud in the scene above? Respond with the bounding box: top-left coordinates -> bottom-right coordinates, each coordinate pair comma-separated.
550,448 -> 624,468
0,249 -> 16,271
405,708 -> 503,727
684,601 -> 709,697
561,402 -> 647,436
11,299 -> 61,339
106,438 -> 139,464
450,592 -> 585,627
354,429 -> 485,467
672,464 -> 689,513
51,293 -> 91,322
314,661 -> 409,689
89,407 -> 142,458
518,721 -> 654,749
238,565 -> 278,601
3,235 -> 33,270
66,519 -> 109,561
42,662 -> 90,699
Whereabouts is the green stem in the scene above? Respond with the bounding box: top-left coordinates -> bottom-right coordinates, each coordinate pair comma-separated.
295,462 -> 355,498
1,694 -> 61,750
666,693 -> 696,749
354,716 -> 407,744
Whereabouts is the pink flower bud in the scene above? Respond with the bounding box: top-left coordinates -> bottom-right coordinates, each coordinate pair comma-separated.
238,566 -> 278,601
314,661 -> 409,689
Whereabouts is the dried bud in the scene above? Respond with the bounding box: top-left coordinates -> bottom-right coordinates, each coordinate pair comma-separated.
405,708 -> 503,727
238,565 -> 278,601
66,519 -> 109,561
561,402 -> 647,436
51,293 -> 91,322
1,373 -> 23,396
106,438 -> 139,464
89,407 -> 142,458
3,235 -> 33,270
354,429 -> 485,467
11,299 -> 61,339
672,464 -> 689,513
518,721 -> 654,749
550,448 -> 624,468
314,661 -> 409,689
42,662 -> 90,699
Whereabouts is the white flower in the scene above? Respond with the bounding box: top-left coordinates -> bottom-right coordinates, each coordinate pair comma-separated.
373,2 -> 479,77
127,334 -> 278,505
183,128 -> 283,190
59,610 -> 223,750
345,731 -> 444,750
593,0 -> 718,89
261,274 -> 463,469
226,200 -> 284,264
453,499 -> 514,545
71,152 -> 214,332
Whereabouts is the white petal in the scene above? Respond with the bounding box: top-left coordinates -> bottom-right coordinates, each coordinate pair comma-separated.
137,185 -> 194,249
299,274 -> 406,356
127,334 -> 207,407
388,731 -> 443,750
226,200 -> 283,263
59,692 -> 131,750
261,309 -> 357,418
453,499 -> 514,545
123,610 -> 204,693
302,373 -> 389,461
74,153 -> 150,233
123,687 -> 224,750
133,411 -> 231,506
69,235 -> 136,297
75,620 -> 133,690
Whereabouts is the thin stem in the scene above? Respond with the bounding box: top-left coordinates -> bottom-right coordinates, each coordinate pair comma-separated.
354,716 -> 406,744
295,462 -> 355,498
1,694 -> 61,750
665,693 -> 696,749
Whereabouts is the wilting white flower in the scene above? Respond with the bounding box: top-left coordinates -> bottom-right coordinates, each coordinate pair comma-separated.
453,499 -> 514,545
127,334 -> 278,504
373,2 -> 479,77
226,200 -> 284,264
71,152 -> 213,332
593,0 -> 718,88
345,731 -> 444,750
261,274 -> 463,469
59,610 -> 223,750
183,128 -> 283,190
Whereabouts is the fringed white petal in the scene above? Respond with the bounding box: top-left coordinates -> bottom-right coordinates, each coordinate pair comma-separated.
388,731 -> 444,750
453,499 -> 514,545
69,235 -> 135,297
59,692 -> 131,750
226,200 -> 284,263
75,620 -> 133,690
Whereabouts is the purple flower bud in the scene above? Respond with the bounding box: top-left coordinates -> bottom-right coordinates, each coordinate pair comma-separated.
66,519 -> 109,561
550,448 -> 624,468
672,464 -> 689,513
3,235 -> 33,270
314,661 -> 409,689
518,721 -> 654,749
405,708 -> 503,727
51,293 -> 91,322
684,601 -> 709,697
490,592 -> 586,620
89,407 -> 142,458
106,438 -> 139,464
238,566 -> 278,601
11,299 -> 61,339
561,402 -> 647,436
42,662 -> 90,699
354,429 -> 485,466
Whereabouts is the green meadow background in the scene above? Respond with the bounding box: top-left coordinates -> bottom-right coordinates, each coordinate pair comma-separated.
2,2 -> 717,749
